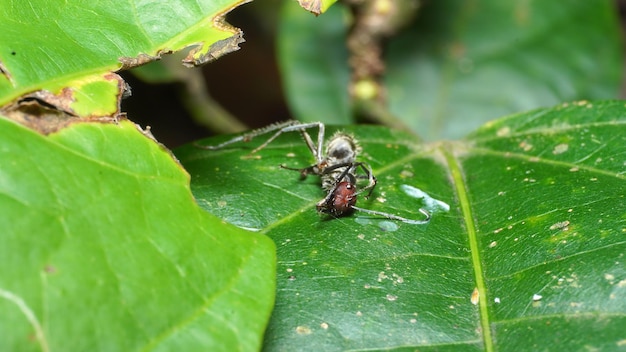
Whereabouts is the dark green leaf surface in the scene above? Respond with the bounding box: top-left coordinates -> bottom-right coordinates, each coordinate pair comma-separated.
386,0 -> 622,140
277,1 -> 351,124
0,117 -> 275,351
178,100 -> 626,351
277,1 -> 622,140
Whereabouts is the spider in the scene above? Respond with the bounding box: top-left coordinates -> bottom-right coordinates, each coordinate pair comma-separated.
196,121 -> 430,224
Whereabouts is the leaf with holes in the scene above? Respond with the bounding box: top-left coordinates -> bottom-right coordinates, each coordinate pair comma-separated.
0,0 -> 247,116
177,100 -> 626,351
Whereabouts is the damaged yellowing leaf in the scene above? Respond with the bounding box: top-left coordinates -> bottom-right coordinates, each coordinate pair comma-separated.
0,0 -> 249,116
70,73 -> 125,117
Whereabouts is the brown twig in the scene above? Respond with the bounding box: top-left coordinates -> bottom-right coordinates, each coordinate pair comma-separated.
344,0 -> 420,127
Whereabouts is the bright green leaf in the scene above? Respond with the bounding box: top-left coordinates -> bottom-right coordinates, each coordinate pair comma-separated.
70,74 -> 123,116
178,100 -> 626,350
0,117 -> 276,351
0,0 -> 246,114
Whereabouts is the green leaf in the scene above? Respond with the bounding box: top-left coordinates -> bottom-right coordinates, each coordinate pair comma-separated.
386,0 -> 623,140
277,1 -> 351,124
178,100 -> 626,350
0,0 -> 246,115
0,117 -> 276,351
277,1 -> 622,139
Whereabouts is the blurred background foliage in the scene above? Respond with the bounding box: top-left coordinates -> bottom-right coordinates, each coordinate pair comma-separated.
122,0 -> 625,147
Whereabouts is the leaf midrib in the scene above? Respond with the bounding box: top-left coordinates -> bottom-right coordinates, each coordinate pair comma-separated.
442,145 -> 494,352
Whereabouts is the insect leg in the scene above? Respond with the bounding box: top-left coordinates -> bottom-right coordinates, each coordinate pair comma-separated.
329,161 -> 377,198
194,121 -> 325,159
351,206 -> 431,225
320,162 -> 354,177
280,164 -> 319,179
352,162 -> 377,198
194,120 -> 299,150
266,122 -> 325,164
250,122 -> 324,155
295,122 -> 324,163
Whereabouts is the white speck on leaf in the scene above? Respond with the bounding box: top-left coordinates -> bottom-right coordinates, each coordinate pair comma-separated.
400,169 -> 414,178
377,271 -> 388,282
549,221 -> 570,231
497,126 -> 511,136
471,288 -> 479,305
295,326 -> 312,335
552,143 -> 569,154
519,140 -> 533,151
